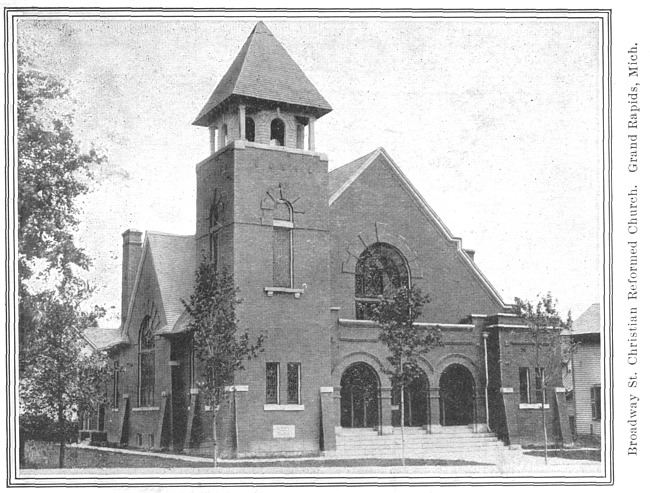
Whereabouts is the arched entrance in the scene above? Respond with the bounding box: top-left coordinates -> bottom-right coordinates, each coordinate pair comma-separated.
340,362 -> 380,428
439,364 -> 475,426
392,368 -> 429,427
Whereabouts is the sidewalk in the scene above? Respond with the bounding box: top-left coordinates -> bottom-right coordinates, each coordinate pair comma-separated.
19,442 -> 604,481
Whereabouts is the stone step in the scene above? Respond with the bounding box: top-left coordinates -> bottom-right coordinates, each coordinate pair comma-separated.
337,432 -> 496,440
337,434 -> 498,443
337,439 -> 501,447
337,440 -> 502,450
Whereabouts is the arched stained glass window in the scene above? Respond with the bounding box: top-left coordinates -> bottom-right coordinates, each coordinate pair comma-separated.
355,243 -> 410,319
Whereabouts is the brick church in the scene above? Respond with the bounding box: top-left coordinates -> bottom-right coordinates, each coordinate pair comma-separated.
85,21 -> 573,458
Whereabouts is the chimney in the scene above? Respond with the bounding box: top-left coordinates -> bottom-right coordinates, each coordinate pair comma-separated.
121,229 -> 143,325
463,249 -> 475,262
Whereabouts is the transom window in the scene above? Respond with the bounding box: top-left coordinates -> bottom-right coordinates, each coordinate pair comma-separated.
355,242 -> 409,319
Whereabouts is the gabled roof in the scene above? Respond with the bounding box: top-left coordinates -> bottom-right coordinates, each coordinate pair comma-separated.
328,149 -> 376,199
328,148 -> 509,310
193,21 -> 332,127
122,232 -> 195,340
147,233 -> 196,334
572,303 -> 600,335
83,327 -> 126,351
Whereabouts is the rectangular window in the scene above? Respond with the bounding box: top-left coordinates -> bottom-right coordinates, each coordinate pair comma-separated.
273,227 -> 292,287
113,361 -> 120,409
535,367 -> 546,404
591,385 -> 601,420
287,363 -> 301,405
266,362 -> 280,404
519,367 -> 530,404
139,351 -> 155,407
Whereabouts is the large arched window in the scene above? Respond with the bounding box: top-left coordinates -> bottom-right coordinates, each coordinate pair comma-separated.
138,315 -> 156,407
355,242 -> 410,319
270,118 -> 285,146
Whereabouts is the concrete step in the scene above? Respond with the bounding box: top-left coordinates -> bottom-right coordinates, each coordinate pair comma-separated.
332,424 -> 505,458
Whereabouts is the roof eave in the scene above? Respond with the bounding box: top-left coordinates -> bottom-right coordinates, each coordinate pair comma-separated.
192,94 -> 332,127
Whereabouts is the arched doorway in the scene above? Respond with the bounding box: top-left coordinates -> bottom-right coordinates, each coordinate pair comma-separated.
439,364 -> 475,426
392,368 -> 429,427
340,362 -> 380,428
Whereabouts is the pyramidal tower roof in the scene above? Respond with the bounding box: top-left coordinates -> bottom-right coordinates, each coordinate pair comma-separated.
193,21 -> 332,127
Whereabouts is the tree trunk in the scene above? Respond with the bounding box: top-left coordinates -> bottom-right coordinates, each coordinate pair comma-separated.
400,383 -> 406,467
212,407 -> 219,468
542,386 -> 548,464
399,355 -> 405,466
58,406 -> 65,468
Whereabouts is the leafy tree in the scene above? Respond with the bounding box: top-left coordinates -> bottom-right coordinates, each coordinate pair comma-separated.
514,292 -> 574,464
19,284 -> 108,468
17,39 -> 109,467
371,286 -> 443,466
183,263 -> 265,466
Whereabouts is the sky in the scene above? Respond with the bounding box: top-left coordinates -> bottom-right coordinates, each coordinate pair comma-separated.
16,16 -> 604,326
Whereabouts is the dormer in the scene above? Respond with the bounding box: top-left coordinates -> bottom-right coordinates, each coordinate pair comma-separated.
193,21 -> 332,154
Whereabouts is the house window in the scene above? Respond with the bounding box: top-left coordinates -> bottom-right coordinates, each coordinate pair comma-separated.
519,367 -> 531,404
112,361 -> 120,409
535,367 -> 546,404
266,362 -> 280,404
270,118 -> 285,146
138,315 -> 156,407
355,243 -> 409,320
591,385 -> 601,420
273,201 -> 293,288
287,363 -> 301,405
245,117 -> 255,142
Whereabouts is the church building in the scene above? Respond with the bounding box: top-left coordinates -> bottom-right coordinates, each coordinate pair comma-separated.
86,21 -> 573,458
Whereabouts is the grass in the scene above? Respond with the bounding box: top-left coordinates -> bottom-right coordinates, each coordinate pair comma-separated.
522,449 -> 600,462
22,445 -> 490,469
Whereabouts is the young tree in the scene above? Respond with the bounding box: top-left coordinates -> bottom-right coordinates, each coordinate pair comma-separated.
183,263 -> 265,466
371,286 -> 443,466
514,292 -> 574,464
17,38 -> 109,467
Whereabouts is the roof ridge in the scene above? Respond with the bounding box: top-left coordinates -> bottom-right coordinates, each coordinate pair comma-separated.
146,231 -> 195,238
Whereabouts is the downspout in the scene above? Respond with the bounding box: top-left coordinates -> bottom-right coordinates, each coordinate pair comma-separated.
482,331 -> 492,432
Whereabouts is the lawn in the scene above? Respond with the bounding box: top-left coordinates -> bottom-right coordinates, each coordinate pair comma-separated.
522,449 -> 601,462
23,445 -> 490,469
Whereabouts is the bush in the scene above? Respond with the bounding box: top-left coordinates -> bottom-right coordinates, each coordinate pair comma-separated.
20,414 -> 79,443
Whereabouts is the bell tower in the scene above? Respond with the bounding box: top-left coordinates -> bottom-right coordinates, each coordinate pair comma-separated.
192,21 -> 335,457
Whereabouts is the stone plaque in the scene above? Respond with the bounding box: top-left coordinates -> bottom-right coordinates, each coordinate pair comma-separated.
273,425 -> 295,438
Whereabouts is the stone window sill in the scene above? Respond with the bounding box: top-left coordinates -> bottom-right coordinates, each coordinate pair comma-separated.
264,404 -> 304,411
132,407 -> 160,412
519,403 -> 550,410
264,287 -> 304,298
